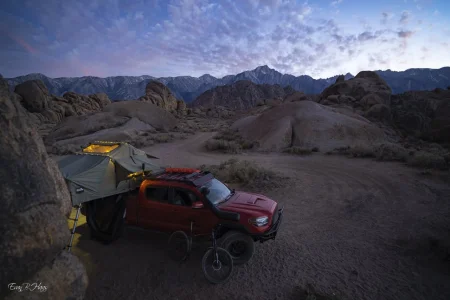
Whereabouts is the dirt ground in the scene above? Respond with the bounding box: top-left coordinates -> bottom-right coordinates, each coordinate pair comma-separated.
68,132 -> 450,300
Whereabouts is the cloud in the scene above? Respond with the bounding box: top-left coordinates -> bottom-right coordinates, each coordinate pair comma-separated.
399,11 -> 411,24
331,0 -> 343,7
0,0 -> 449,78
397,30 -> 414,38
381,12 -> 393,25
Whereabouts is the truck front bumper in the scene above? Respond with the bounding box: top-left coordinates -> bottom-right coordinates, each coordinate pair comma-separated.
256,206 -> 284,243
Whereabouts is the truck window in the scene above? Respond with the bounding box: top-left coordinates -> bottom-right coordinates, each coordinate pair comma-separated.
172,189 -> 197,206
146,187 -> 169,203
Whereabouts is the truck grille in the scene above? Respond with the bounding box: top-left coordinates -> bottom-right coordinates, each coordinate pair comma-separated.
271,204 -> 279,226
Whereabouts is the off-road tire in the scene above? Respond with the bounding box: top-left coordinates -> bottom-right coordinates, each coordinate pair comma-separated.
219,230 -> 255,265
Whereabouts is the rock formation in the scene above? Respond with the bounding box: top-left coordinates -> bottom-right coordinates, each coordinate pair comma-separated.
0,76 -> 87,299
391,89 -> 450,143
320,71 -> 392,106
139,80 -> 179,111
191,80 -> 295,110
284,91 -> 311,102
45,100 -> 177,152
319,71 -> 393,124
320,71 -> 450,144
13,79 -> 111,135
231,101 -> 386,152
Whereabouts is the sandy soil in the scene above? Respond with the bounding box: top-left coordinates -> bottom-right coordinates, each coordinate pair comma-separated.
68,132 -> 450,300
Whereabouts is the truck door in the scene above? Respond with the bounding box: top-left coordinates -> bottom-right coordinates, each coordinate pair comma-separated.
169,187 -> 219,235
137,185 -> 173,231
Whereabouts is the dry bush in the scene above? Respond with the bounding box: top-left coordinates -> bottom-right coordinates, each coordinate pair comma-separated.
153,133 -> 173,143
204,139 -> 242,154
326,143 -> 449,170
406,151 -> 449,170
373,143 -> 409,162
205,129 -> 258,153
327,143 -> 409,161
349,145 -> 376,158
283,147 -> 314,155
48,143 -> 80,155
214,129 -> 242,142
200,159 -> 285,189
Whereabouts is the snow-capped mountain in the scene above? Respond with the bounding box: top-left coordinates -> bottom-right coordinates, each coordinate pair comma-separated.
6,66 -> 450,102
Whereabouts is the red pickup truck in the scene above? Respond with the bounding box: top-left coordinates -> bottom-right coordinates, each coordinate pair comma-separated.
86,168 -> 283,265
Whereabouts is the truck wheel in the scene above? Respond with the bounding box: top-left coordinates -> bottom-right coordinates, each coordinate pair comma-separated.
219,230 -> 255,265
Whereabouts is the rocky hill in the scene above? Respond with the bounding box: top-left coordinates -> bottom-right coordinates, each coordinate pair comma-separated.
318,72 -> 450,145
7,66 -> 450,103
191,80 -> 294,110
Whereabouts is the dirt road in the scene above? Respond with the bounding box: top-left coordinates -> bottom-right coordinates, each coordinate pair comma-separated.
72,133 -> 450,300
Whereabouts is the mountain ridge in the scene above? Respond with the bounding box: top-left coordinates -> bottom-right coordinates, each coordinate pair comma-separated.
6,65 -> 450,102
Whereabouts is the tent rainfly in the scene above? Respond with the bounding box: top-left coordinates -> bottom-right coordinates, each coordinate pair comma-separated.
58,141 -> 165,206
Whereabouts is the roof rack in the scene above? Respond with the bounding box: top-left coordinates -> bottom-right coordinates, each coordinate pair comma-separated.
145,169 -> 215,187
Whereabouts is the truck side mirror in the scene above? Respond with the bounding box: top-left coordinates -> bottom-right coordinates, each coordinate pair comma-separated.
192,201 -> 204,209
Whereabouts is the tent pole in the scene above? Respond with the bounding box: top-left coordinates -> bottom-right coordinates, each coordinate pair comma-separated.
67,204 -> 82,252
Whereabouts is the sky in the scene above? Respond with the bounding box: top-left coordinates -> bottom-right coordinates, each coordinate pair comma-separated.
0,0 -> 449,79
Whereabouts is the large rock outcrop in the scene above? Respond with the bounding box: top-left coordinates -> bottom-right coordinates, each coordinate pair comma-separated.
321,71 -> 392,105
391,88 -> 450,143
191,80 -> 295,110
319,71 -> 392,123
13,80 -> 111,133
231,101 -> 386,152
45,100 -> 178,150
139,80 -> 179,111
0,76 -> 87,299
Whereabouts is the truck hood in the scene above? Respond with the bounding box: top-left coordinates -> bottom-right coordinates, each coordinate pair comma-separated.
218,191 -> 276,216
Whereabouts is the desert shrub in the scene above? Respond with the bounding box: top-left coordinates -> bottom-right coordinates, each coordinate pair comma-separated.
373,143 -> 409,162
199,159 -> 283,188
349,145 -> 376,158
49,143 -> 80,155
328,143 -> 409,161
406,151 -> 449,170
241,140 -> 259,150
153,134 -> 172,143
204,139 -> 242,154
283,147 -> 313,155
206,129 -> 258,152
214,129 -> 241,141
131,137 -> 155,148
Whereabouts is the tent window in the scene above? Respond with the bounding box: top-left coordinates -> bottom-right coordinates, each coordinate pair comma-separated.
83,144 -> 119,154
146,187 -> 169,203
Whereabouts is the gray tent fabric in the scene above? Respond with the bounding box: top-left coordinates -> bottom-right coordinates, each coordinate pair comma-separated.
58,141 -> 165,206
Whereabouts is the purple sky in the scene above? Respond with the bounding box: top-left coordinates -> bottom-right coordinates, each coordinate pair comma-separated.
1,0 -> 449,79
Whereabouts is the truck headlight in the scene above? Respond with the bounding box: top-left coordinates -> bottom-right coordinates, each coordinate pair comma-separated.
249,216 -> 269,227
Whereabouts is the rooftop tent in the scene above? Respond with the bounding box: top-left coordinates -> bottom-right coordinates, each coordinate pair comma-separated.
58,141 -> 165,206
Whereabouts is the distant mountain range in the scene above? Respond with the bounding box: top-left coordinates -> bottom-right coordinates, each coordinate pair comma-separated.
6,65 -> 450,103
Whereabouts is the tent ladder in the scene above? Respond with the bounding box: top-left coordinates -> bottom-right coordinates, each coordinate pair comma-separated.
67,204 -> 82,252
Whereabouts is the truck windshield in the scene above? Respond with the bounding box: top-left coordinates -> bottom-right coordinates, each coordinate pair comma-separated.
201,179 -> 231,205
